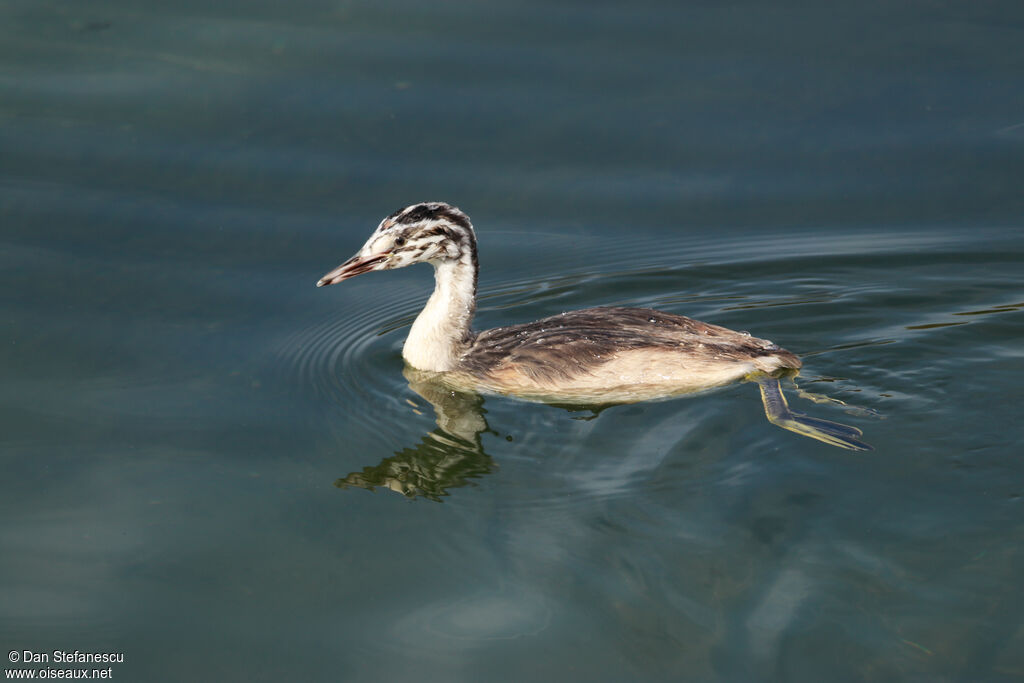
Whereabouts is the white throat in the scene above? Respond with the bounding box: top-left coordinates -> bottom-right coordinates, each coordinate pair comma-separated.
402,256 -> 477,372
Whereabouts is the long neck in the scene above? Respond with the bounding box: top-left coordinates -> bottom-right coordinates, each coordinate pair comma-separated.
402,253 -> 478,372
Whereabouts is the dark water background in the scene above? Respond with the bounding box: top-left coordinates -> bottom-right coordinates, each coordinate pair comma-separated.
3,1 -> 1024,680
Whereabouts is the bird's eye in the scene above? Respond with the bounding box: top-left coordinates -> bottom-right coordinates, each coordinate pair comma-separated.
394,236 -> 407,247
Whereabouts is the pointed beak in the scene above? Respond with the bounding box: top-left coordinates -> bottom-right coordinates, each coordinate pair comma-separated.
316,253 -> 389,287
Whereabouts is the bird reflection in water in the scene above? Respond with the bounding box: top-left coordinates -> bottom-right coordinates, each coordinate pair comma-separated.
335,366 -> 496,501
334,366 -> 874,501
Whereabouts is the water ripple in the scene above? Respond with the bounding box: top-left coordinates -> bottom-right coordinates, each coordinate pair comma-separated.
274,280 -> 414,413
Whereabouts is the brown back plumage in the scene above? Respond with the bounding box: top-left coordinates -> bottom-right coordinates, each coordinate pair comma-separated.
461,306 -> 799,384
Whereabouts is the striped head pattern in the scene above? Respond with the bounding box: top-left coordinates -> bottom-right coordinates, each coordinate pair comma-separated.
317,202 -> 477,287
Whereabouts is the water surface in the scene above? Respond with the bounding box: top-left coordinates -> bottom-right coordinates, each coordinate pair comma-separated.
3,1 -> 1024,681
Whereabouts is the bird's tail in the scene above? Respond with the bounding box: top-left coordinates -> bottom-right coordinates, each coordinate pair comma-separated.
754,375 -> 872,451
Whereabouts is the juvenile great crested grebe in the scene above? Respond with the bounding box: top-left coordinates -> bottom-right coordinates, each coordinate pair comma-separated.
317,202 -> 870,451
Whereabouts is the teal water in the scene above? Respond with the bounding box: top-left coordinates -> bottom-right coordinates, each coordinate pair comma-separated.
3,1 -> 1024,681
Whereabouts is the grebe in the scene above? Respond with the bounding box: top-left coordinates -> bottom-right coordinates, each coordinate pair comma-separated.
317,202 -> 870,451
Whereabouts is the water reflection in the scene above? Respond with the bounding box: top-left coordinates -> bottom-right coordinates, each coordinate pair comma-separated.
335,366 -> 494,501
335,362 -> 879,500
